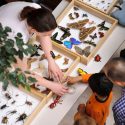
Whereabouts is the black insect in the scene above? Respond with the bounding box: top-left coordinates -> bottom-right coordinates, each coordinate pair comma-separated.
11,100 -> 16,104
89,33 -> 97,40
7,110 -> 17,115
2,116 -> 8,124
82,14 -> 88,17
5,93 -> 11,100
0,104 -> 8,109
31,51 -> 40,57
25,100 -> 32,106
16,113 -> 27,123
34,44 -> 42,50
97,21 -> 109,31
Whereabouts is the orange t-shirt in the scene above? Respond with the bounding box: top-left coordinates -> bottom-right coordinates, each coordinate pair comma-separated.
82,74 -> 113,125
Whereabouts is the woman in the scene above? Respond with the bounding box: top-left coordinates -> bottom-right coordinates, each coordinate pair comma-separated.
0,1 -> 68,96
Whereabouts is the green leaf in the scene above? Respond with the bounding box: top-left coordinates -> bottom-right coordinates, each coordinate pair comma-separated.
6,39 -> 14,47
2,80 -> 9,91
25,83 -> 31,91
17,33 -> 22,38
15,37 -> 24,49
28,76 -> 37,83
18,73 -> 26,84
4,26 -> 12,32
18,50 -> 23,60
0,72 -> 5,80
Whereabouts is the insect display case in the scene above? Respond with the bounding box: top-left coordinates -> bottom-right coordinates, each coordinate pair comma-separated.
52,0 -> 117,65
76,0 -> 118,14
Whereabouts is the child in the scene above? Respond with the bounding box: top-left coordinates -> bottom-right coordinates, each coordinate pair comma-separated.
68,73 -> 113,125
74,104 -> 97,125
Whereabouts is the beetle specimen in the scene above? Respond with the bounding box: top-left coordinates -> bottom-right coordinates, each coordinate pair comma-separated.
82,13 -> 88,17
94,54 -> 101,62
0,104 -> 8,109
2,116 -> 8,124
74,6 -> 79,11
4,93 -> 11,100
11,100 -> 16,104
16,113 -> 27,123
7,110 -> 17,115
98,32 -> 104,38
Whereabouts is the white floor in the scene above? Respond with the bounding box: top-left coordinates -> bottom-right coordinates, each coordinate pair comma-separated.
59,40 -> 125,125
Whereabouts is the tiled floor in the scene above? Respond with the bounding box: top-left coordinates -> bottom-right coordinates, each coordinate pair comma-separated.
59,40 -> 125,125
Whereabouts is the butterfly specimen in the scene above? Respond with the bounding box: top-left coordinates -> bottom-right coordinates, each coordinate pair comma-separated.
69,12 -> 79,20
58,26 -> 71,40
74,6 -> 79,11
31,51 -> 40,57
67,19 -> 89,29
94,54 -> 101,62
89,33 -> 97,40
34,44 -> 42,51
51,32 -> 63,44
2,116 -> 8,124
79,26 -> 96,40
84,40 -> 96,47
63,58 -> 69,65
82,13 -> 88,17
98,32 -> 104,38
74,46 -> 91,57
97,21 -> 109,31
64,38 -> 81,49
77,68 -> 87,76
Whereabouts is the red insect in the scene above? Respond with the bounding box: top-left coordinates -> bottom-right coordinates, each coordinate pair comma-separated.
94,54 -> 101,62
98,32 -> 104,38
49,96 -> 62,109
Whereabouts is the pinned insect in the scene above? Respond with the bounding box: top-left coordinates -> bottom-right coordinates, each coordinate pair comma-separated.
61,68 -> 68,72
84,40 -> 96,47
74,46 -> 91,57
82,13 -> 88,17
63,58 -> 69,65
49,96 -> 62,109
11,100 -> 16,104
4,93 -> 11,100
74,6 -> 79,11
58,26 -> 71,40
16,113 -> 27,123
89,33 -> 97,40
77,68 -> 87,76
0,104 -> 8,110
54,54 -> 62,60
67,19 -> 89,29
34,44 -> 42,50
2,116 -> 8,124
97,21 -> 109,31
7,110 -> 17,115
68,12 -> 79,20
31,51 -> 40,57
79,26 -> 96,40
94,54 -> 101,62
51,32 -> 63,44
98,32 -> 104,38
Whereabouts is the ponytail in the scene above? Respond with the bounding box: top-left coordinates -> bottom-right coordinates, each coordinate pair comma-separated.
20,6 -> 36,20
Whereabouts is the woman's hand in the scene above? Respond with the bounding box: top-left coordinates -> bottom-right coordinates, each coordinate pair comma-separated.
48,59 -> 63,82
49,82 -> 68,96
67,76 -> 82,85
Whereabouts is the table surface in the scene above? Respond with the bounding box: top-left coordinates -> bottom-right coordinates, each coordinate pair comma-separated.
31,1 -> 125,125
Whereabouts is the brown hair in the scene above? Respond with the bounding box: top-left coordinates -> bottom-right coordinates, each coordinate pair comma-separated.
20,5 -> 57,32
104,57 -> 125,82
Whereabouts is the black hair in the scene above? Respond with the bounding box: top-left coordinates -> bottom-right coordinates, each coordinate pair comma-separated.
88,73 -> 113,97
20,6 -> 57,32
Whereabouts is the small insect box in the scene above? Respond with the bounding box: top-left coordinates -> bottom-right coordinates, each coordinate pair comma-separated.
76,0 -> 118,14
52,0 -> 117,65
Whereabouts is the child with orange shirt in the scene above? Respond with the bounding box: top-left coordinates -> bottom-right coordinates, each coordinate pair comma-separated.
68,73 -> 113,125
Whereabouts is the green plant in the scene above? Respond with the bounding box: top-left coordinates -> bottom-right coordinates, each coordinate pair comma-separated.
0,22 -> 37,91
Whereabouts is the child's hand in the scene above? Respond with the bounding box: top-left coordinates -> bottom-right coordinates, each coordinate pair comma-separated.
67,76 -> 82,85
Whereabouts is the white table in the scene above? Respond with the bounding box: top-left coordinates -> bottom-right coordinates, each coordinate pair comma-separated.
31,1 -> 125,125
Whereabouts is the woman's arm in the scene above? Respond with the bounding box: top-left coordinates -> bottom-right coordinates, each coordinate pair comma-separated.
38,35 -> 63,82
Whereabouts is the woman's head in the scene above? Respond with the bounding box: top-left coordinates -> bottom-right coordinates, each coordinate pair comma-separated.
20,5 -> 57,35
104,57 -> 125,87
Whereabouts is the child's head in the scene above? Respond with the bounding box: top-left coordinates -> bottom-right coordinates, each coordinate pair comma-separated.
88,73 -> 113,97
74,104 -> 96,125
